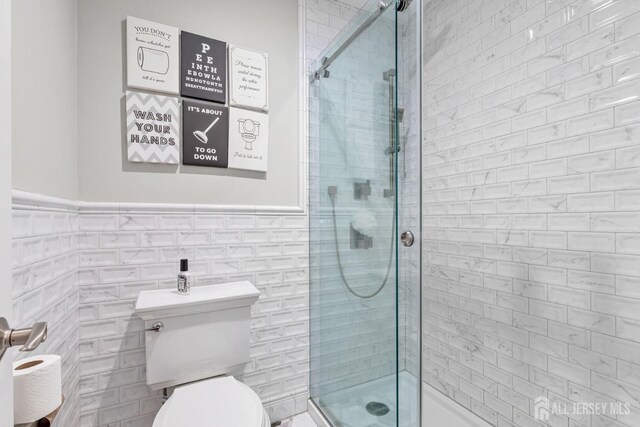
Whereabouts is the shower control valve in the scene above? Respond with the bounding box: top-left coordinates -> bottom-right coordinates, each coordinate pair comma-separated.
353,180 -> 371,200
401,230 -> 414,247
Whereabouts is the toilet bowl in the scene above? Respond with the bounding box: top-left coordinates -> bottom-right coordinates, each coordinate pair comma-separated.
134,282 -> 267,427
153,376 -> 270,427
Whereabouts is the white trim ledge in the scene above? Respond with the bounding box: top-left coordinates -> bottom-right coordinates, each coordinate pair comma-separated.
422,383 -> 493,427
12,190 -> 306,216
12,190 -> 79,212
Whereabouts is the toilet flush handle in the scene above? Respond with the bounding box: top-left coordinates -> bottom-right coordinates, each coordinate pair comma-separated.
145,322 -> 164,332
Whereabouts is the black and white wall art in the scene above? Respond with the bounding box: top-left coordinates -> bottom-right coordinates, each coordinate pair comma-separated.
182,100 -> 229,167
180,31 -> 227,103
124,20 -> 271,173
229,45 -> 269,111
228,107 -> 268,172
126,91 -> 180,164
126,17 -> 179,94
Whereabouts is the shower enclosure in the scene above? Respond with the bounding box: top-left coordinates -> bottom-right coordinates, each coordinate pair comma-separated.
308,0 -> 422,425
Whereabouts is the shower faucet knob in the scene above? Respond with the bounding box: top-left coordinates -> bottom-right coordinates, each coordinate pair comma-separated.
401,231 -> 414,247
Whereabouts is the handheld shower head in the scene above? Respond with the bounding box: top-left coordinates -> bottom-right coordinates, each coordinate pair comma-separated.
396,0 -> 413,11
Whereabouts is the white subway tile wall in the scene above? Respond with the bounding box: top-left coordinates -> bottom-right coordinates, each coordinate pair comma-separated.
12,206 -> 80,427
76,210 -> 309,426
398,2 -> 422,379
423,0 -> 640,426
12,201 -> 310,427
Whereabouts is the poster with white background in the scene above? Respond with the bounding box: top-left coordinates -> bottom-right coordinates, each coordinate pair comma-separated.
229,46 -> 268,111
126,91 -> 180,164
127,16 -> 179,94
228,107 -> 268,172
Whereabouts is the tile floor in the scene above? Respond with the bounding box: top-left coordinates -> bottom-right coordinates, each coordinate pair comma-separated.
281,412 -> 317,426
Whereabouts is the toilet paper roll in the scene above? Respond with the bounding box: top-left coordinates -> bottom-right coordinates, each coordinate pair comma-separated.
13,355 -> 62,424
137,46 -> 170,74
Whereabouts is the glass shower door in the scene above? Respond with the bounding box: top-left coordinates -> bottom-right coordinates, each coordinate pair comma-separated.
308,1 -> 420,425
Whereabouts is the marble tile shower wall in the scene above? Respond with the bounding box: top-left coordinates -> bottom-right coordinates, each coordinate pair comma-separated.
398,5 -> 422,378
12,204 -> 80,427
422,0 -> 640,426
304,0 -> 366,63
76,209 -> 308,426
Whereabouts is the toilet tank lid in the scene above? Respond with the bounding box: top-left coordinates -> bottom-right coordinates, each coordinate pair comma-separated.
135,281 -> 260,320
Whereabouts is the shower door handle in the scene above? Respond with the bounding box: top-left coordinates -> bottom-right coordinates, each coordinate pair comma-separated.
400,231 -> 414,247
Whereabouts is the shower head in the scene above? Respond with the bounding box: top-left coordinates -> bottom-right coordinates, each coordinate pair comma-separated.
382,69 -> 404,122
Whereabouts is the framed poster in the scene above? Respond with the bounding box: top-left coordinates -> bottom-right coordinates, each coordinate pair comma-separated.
227,107 -> 268,172
126,17 -> 179,94
229,46 -> 268,111
180,31 -> 227,103
126,91 -> 180,164
182,100 -> 229,167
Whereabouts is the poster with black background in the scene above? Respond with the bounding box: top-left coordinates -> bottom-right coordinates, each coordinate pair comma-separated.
180,31 -> 227,103
182,100 -> 229,167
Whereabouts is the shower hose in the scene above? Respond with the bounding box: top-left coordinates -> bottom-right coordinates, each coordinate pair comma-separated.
329,193 -> 396,299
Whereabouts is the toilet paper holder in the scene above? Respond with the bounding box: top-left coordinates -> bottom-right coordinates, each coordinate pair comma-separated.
14,395 -> 64,427
0,317 -> 48,361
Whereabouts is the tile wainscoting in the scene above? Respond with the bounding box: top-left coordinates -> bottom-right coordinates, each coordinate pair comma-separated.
12,191 -> 309,427
12,196 -> 80,427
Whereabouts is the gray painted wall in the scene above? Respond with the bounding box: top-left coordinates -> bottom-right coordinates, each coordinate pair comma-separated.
77,0 -> 299,205
1,0 -> 13,423
11,0 -> 78,200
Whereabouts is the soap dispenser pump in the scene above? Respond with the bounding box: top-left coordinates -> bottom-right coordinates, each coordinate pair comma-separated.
177,259 -> 191,295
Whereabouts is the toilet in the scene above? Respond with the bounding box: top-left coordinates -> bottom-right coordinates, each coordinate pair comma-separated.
134,281 -> 269,426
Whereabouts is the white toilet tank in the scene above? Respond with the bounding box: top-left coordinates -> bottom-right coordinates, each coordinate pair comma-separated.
135,281 -> 260,389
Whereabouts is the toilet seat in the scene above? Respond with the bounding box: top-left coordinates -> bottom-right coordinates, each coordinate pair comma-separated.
153,376 -> 269,427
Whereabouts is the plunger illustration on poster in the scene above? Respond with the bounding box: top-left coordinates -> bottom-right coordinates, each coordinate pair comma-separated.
182,100 -> 229,167
227,107 -> 268,172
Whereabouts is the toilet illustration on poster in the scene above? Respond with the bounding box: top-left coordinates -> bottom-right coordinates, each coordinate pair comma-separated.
237,118 -> 260,150
228,108 -> 268,172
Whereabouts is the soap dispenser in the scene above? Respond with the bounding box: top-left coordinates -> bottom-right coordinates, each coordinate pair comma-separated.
177,259 -> 191,295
